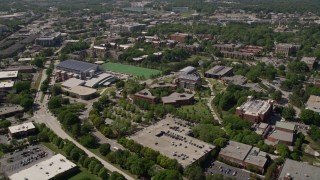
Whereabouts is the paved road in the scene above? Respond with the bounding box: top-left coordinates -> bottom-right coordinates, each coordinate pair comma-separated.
33,67 -> 134,180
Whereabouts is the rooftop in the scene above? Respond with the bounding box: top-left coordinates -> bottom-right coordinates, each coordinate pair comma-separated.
8,122 -> 35,134
237,99 -> 272,116
301,57 -> 317,64
0,80 -> 14,88
220,141 -> 252,162
134,89 -> 156,99
84,73 -> 113,88
150,82 -> 176,89
0,105 -> 23,116
178,66 -> 197,74
278,159 -> 320,180
8,154 -> 77,180
130,116 -> 215,167
0,71 -> 18,79
56,60 -> 98,73
306,95 -> 320,113
275,121 -> 296,131
244,147 -> 268,168
268,129 -> 294,143
178,73 -> 201,81
66,86 -> 97,96
205,66 -> 233,76
221,75 -> 247,85
162,92 -> 194,104
61,78 -> 85,88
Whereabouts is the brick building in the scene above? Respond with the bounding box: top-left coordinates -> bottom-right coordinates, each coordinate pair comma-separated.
161,92 -> 194,107
133,89 -> 156,104
235,96 -> 273,123
169,32 -> 191,43
275,43 -> 300,57
176,73 -> 201,91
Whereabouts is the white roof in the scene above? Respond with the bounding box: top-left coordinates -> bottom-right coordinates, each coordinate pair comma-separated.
9,154 -> 77,180
18,58 -> 34,62
0,80 -> 14,88
0,71 -> 18,79
8,122 -> 35,134
61,78 -> 85,88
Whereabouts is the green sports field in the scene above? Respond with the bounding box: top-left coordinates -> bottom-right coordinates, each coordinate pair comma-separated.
103,62 -> 161,78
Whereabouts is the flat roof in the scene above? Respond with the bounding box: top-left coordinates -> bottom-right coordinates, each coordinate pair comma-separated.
8,122 -> 35,134
222,75 -> 247,85
306,95 -> 320,113
66,86 -> 97,96
237,99 -> 272,116
129,116 -> 215,167
162,92 -> 194,104
0,80 -> 14,88
268,130 -> 293,143
0,105 -> 23,116
18,58 -> 33,62
56,60 -> 98,73
61,78 -> 85,88
301,57 -> 317,64
220,141 -> 252,162
278,159 -> 320,180
134,89 -> 156,99
275,121 -> 296,131
205,65 -> 233,76
244,147 -> 268,168
8,154 -> 77,180
0,71 -> 18,79
150,82 -> 176,89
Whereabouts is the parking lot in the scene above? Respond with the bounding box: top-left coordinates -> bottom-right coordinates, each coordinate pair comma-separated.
0,145 -> 54,175
205,161 -> 251,180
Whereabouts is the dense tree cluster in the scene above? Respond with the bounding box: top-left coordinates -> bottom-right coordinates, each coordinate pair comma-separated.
61,41 -> 89,54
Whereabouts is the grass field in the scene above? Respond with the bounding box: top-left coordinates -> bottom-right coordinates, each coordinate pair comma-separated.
103,62 -> 161,78
68,168 -> 100,180
174,100 -> 214,123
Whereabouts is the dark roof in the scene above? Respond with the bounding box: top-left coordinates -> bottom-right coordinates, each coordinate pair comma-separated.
57,60 -> 98,72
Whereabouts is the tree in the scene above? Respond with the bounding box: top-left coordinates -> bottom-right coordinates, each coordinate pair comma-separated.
276,144 -> 290,158
80,134 -> 96,148
14,81 -> 31,93
99,143 -> 111,156
98,168 -> 109,180
184,165 -> 204,180
20,98 -> 33,110
48,96 -> 62,110
51,84 -> 62,96
32,57 -> 44,68
153,170 -> 183,180
308,125 -> 320,141
213,138 -> 228,148
109,172 -> 125,180
271,90 -> 282,102
281,106 -> 296,120
300,109 -> 315,125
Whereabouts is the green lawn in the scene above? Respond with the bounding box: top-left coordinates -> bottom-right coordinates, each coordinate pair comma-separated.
103,63 -> 161,78
174,100 -> 214,123
207,78 -> 226,93
68,168 -> 100,180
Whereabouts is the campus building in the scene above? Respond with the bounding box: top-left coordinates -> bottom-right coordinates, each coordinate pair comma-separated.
306,95 -> 320,113
8,154 -> 78,180
176,73 -> 201,91
35,32 -> 61,47
169,32 -> 191,43
222,75 -> 247,85
56,60 -> 103,81
301,57 -> 317,71
266,122 -> 296,146
275,43 -> 300,57
8,122 -> 36,138
110,23 -> 146,32
219,141 -> 268,174
236,96 -> 273,123
133,89 -> 156,104
205,65 -> 233,79
0,105 -> 23,119
161,92 -> 194,107
278,158 -> 320,180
